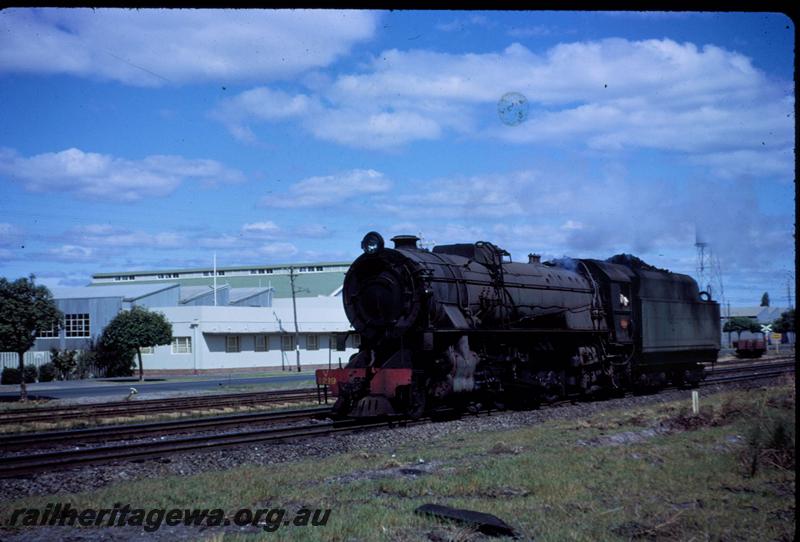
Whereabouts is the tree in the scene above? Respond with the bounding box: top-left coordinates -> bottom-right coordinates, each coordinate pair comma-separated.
100,306 -> 172,381
723,316 -> 761,340
772,309 -> 795,334
0,276 -> 62,401
760,292 -> 770,307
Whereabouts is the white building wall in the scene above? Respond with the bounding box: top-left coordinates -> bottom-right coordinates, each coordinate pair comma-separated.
144,303 -> 359,371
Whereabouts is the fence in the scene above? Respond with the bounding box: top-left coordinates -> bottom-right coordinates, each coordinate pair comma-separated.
0,351 -> 53,369
1,351 -> 108,379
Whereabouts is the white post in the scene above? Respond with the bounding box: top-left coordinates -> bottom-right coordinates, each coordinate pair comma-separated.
213,252 -> 217,307
692,391 -> 699,415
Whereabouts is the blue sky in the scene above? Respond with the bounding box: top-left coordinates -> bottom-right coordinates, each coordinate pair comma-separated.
0,9 -> 795,307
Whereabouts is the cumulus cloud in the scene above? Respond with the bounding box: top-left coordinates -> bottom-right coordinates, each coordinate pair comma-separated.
260,169 -> 391,208
47,245 -> 95,262
0,9 -> 377,86
377,170 -> 538,219
0,147 -> 244,202
65,224 -> 186,249
241,221 -> 283,239
214,38 -> 793,179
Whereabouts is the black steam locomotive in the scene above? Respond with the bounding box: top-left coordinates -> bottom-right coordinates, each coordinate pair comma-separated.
316,232 -> 720,417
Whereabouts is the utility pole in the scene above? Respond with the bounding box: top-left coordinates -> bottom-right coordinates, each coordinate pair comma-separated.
213,252 -> 217,307
289,266 -> 301,372
273,311 -> 286,371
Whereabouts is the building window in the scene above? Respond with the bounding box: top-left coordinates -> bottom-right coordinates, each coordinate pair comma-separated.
281,335 -> 295,351
65,314 -> 90,338
226,336 -> 240,353
306,334 -> 319,351
265,269 -> 273,274
38,324 -> 59,338
218,271 -> 225,276
172,337 -> 192,354
255,335 -> 269,352
316,266 -> 324,271
140,346 -> 154,355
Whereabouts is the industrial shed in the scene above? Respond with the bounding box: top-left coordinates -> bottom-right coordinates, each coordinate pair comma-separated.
6,282 -> 360,374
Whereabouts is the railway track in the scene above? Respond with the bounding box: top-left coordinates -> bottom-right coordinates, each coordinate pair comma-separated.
0,387 -> 319,426
0,360 -> 793,478
0,417 -> 389,478
0,406 -> 330,451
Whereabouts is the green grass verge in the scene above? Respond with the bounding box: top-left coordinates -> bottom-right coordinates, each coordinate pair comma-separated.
1,379 -> 794,541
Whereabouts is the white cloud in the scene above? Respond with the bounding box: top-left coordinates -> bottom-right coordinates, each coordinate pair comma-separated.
241,221 -> 282,239
65,224 -> 186,249
0,9 -> 377,86
47,245 -> 95,262
260,169 -> 391,208
309,109 -> 442,149
378,171 -> 538,219
0,147 -> 244,202
215,38 -> 793,179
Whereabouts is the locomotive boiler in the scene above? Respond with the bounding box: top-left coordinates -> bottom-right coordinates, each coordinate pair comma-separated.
316,232 -> 720,417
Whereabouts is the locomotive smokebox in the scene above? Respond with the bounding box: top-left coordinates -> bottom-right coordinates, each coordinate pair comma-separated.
391,235 -> 420,250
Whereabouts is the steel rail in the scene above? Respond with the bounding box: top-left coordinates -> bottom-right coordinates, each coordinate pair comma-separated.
0,388 -> 318,425
0,417 -> 386,478
705,361 -> 796,376
0,406 -> 330,451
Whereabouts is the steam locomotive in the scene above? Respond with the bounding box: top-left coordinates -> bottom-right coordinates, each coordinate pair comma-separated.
316,232 -> 720,418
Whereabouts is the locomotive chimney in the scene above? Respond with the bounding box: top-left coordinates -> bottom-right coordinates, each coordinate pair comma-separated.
391,235 -> 420,249
528,253 -> 541,264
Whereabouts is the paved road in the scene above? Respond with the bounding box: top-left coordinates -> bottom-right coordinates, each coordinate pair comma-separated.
0,373 -> 316,400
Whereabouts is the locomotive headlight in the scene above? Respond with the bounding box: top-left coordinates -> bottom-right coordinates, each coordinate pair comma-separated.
361,231 -> 384,254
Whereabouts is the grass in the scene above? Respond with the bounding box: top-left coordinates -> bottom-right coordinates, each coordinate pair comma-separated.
1,377 -> 794,541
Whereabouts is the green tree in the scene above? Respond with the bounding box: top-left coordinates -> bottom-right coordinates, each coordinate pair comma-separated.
761,292 -> 770,307
772,309 -> 795,334
0,276 -> 62,401
723,316 -> 761,340
100,306 -> 172,381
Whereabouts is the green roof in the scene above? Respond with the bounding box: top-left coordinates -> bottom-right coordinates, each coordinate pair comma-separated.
92,261 -> 351,278
90,271 -> 346,298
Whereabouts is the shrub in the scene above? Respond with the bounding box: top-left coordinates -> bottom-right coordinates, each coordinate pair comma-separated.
50,348 -> 78,380
38,362 -> 58,382
75,350 -> 96,379
1,367 -> 21,385
742,411 -> 795,476
22,364 -> 38,383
